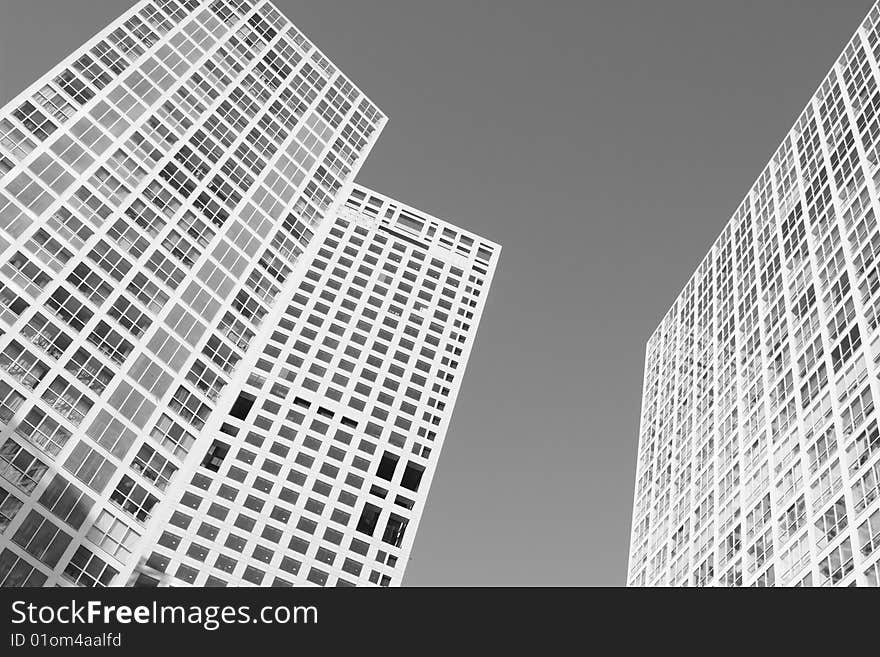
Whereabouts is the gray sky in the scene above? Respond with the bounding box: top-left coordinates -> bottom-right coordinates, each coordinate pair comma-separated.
0,0 -> 873,586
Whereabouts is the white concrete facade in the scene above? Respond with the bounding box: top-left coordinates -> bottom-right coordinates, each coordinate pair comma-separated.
0,0 -> 498,587
628,1 -> 880,587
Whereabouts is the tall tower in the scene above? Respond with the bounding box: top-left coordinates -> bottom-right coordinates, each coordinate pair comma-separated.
628,1 -> 880,587
130,186 -> 499,587
0,0 -> 498,588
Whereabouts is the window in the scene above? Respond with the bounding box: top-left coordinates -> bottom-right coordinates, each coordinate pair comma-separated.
0,118 -> 36,159
847,419 -> 880,474
106,380 -> 154,430
229,391 -> 256,420
64,347 -> 114,394
107,295 -> 151,338
47,207 -> 93,248
68,262 -> 114,307
16,406 -> 73,457
382,513 -> 408,548
3,252 -> 52,296
168,386 -> 211,430
401,462 -> 424,492
841,386 -> 874,437
84,412 -> 133,464
852,459 -> 880,513
87,510 -> 140,560
0,282 -> 29,326
202,440 -> 230,472
147,250 -> 186,290
107,149 -> 146,188
356,503 -> 381,536
807,425 -> 837,475
13,101 -> 57,140
814,497 -> 848,550
41,376 -> 93,426
25,228 -> 73,272
186,359 -> 224,401
0,438 -> 48,493
778,495 -> 806,543
858,507 -> 880,558
38,473 -> 93,529
376,452 -> 398,481
131,444 -> 176,491
0,548 -> 48,587
812,459 -> 843,509
46,285 -> 94,332
150,414 -> 196,459
126,197 -> 166,237
12,509 -> 72,568
0,488 -> 23,532
0,375 -> 31,441
87,240 -> 132,283
203,335 -> 240,375
50,135 -> 93,175
163,229 -> 201,268
63,545 -> 118,587
20,314 -> 71,362
128,272 -> 169,314
28,152 -> 74,195
63,440 -> 115,493
745,494 -> 771,542
110,475 -> 158,523
92,40 -> 128,77
818,538 -> 854,586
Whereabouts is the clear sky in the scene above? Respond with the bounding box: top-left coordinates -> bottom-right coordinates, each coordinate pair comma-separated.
0,0 -> 873,585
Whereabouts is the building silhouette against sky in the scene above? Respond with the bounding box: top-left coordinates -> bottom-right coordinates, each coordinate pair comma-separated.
0,0 -> 499,587
628,1 -> 880,587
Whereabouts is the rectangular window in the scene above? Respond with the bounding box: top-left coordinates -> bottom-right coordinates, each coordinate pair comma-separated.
63,440 -> 115,493
3,252 -> 52,297
64,347 -> 114,394
0,437 -> 50,494
46,285 -> 94,332
128,272 -> 169,314
0,487 -> 25,537
110,475 -> 158,523
85,409 -> 137,459
0,548 -> 47,586
858,507 -> 880,559
382,513 -> 408,547
46,207 -> 93,247
150,414 -> 195,459
11,509 -> 72,568
16,405 -> 73,456
0,380 -> 26,425
63,545 -> 118,587
86,509 -> 140,561
131,443 -> 176,491
40,375 -> 93,426
818,538 -> 854,586
67,262 -> 114,307
85,321 -> 133,366
37,473 -> 94,530
169,386 -> 211,430
106,380 -> 155,430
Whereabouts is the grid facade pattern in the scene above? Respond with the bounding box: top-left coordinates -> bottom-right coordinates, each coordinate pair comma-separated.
0,0 -> 387,587
628,1 -> 880,587
129,186 -> 499,587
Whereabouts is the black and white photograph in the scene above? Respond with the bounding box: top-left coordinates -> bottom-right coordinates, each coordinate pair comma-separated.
0,0 -> 876,648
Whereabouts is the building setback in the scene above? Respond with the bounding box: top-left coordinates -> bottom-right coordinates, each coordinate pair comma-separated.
628,1 -> 880,587
0,0 -> 499,588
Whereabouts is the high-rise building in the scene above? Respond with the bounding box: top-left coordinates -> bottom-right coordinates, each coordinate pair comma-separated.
628,1 -> 880,587
0,0 -> 499,588
129,186 -> 499,587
